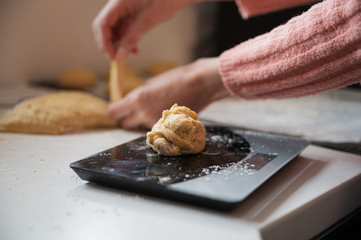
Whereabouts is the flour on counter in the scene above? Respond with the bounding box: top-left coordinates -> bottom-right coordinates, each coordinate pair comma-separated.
200,89 -> 361,143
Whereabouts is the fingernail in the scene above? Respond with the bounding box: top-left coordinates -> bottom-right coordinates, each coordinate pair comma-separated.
131,47 -> 139,55
115,47 -> 128,59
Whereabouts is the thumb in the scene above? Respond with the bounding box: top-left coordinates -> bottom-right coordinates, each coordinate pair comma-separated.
107,100 -> 132,120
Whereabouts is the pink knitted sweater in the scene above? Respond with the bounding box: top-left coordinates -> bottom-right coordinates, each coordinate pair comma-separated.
219,0 -> 361,99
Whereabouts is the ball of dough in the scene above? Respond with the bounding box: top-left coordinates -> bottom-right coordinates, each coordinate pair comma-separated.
146,61 -> 177,76
146,104 -> 206,156
58,68 -> 96,89
0,91 -> 117,134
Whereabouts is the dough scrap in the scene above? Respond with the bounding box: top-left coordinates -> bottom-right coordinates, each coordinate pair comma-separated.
105,64 -> 143,99
109,60 -> 124,102
146,104 -> 206,156
0,91 -> 117,134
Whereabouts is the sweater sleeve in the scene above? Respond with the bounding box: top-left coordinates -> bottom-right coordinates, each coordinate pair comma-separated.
219,0 -> 361,100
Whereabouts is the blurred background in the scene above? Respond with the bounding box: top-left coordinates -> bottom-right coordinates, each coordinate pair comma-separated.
0,0 -> 314,87
0,0 -> 197,86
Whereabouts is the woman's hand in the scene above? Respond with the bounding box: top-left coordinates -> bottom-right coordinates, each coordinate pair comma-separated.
92,0 -> 191,59
108,57 -> 230,130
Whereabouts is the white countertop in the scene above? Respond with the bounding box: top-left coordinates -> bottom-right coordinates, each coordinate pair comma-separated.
1,87 -> 361,240
199,88 -> 361,143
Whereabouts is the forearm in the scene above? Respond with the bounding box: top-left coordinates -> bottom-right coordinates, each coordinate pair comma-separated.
219,0 -> 361,100
235,0 -> 320,19
188,0 -> 319,18
184,0 -> 233,6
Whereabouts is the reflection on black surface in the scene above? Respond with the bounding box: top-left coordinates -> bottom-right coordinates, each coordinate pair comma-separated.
146,127 -> 251,184
241,153 -> 278,171
76,126 -> 251,185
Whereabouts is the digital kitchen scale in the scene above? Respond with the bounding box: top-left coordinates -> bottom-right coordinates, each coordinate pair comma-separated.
70,126 -> 309,211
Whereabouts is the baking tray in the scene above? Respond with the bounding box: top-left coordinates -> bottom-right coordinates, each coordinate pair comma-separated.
70,126 -> 309,211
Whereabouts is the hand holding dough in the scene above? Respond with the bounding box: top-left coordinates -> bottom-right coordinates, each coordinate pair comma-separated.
146,104 -> 206,156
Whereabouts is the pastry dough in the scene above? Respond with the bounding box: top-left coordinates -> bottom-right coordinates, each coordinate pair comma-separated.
146,104 -> 206,156
146,61 -> 177,76
109,60 -> 124,102
0,91 -> 117,134
58,68 -> 96,89
105,64 -> 143,98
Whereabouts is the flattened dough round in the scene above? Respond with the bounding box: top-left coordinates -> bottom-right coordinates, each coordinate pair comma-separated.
146,104 -> 206,156
0,91 -> 117,134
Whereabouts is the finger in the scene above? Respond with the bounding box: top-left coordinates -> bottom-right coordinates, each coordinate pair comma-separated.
102,29 -> 115,59
114,46 -> 130,60
120,112 -> 153,130
112,16 -> 148,59
113,28 -> 139,59
118,113 -> 138,130
92,20 -> 115,59
92,20 -> 103,50
107,100 -> 133,120
92,0 -> 123,59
